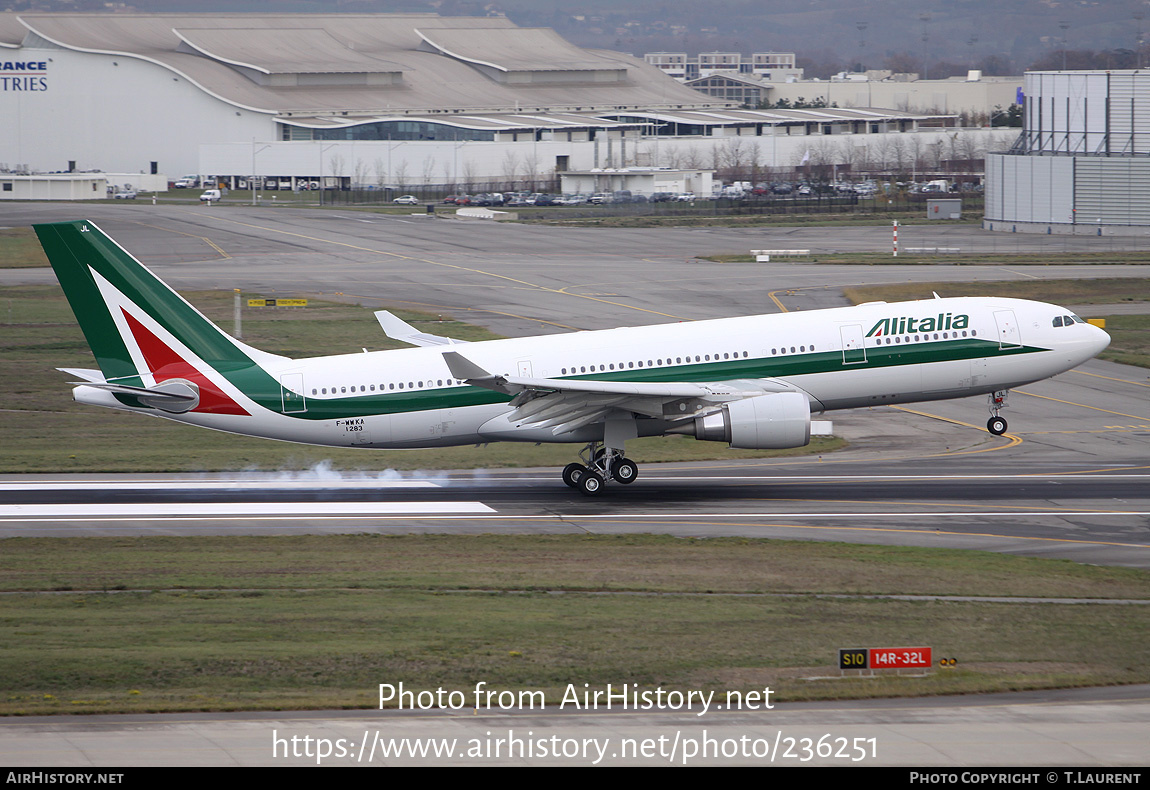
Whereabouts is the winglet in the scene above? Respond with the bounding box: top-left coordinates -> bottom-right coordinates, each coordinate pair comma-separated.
376,310 -> 465,347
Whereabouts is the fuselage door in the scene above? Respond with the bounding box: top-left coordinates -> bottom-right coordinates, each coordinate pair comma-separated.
280,373 -> 307,413
994,310 -> 1021,349
517,360 -> 533,378
840,324 -> 867,364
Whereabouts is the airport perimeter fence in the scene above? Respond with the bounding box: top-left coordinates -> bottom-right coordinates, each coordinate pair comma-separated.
519,193 -> 985,221
314,189 -> 983,219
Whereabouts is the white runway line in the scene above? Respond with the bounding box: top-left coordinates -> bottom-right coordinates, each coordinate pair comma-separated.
0,480 -> 439,491
0,502 -> 494,518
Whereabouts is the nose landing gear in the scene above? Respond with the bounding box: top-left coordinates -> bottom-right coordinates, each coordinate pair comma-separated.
987,390 -> 1009,435
561,442 -> 639,496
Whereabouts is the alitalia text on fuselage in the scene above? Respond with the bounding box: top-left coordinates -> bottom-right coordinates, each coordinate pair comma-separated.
867,312 -> 970,337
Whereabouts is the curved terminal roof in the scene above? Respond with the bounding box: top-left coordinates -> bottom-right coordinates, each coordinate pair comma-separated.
174,28 -> 403,76
3,13 -> 726,116
416,26 -> 615,75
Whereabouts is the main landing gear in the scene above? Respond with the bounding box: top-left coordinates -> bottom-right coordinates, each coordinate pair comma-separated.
987,390 -> 1009,435
562,442 -> 639,496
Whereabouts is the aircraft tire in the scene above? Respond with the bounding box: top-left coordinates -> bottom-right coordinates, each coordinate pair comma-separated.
579,470 -> 605,496
987,416 -> 1008,435
562,463 -> 586,489
613,458 -> 638,484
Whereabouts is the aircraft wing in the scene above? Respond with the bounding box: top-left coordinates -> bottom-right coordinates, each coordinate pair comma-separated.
375,310 -> 467,347
442,351 -> 796,435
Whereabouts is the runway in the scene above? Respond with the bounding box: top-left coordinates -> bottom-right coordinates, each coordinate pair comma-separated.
3,465 -> 1148,565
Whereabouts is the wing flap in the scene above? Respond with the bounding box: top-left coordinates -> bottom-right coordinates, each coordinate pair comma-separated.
442,350 -> 802,437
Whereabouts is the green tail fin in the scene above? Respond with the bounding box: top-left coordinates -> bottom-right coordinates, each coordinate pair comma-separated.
34,220 -> 270,383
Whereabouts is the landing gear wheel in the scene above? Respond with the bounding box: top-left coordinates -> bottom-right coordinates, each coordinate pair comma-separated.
578,470 -> 605,496
613,458 -> 638,484
562,463 -> 586,489
987,416 -> 1008,436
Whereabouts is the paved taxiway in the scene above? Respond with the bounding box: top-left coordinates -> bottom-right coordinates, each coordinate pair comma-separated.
2,203 -> 1148,766
3,685 -> 1148,766
5,203 -> 1150,338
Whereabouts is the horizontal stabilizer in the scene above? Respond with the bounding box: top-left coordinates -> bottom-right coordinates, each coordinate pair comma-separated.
376,311 -> 466,347
58,367 -> 106,383
64,372 -> 201,414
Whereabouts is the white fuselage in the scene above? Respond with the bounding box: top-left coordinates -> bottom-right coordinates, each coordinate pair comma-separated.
75,296 -> 1110,450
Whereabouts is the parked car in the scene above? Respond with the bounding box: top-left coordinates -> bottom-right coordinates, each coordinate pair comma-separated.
393,195 -> 419,205
173,175 -> 198,189
199,189 -> 222,203
112,189 -> 137,199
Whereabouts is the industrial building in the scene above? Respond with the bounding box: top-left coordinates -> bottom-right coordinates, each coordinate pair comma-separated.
1,13 -> 1007,192
643,52 -> 803,82
984,71 -> 1150,234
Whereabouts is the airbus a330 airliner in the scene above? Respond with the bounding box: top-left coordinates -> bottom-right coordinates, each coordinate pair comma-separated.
35,220 -> 1110,495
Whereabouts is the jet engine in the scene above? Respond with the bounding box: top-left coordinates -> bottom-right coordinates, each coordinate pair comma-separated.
668,391 -> 810,449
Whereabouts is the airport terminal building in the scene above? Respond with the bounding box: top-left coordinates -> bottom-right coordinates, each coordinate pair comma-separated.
2,13 -> 1004,190
985,70 -> 1150,234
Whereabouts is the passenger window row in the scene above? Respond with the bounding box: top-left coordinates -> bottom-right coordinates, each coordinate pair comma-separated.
872,330 -> 975,345
561,351 -> 751,376
310,379 -> 463,396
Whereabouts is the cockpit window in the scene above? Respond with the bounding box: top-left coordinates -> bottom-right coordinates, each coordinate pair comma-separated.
1070,314 -> 1086,324
1052,316 -> 1064,327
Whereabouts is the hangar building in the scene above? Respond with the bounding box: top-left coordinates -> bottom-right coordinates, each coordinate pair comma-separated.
985,71 -> 1150,235
1,13 -> 999,190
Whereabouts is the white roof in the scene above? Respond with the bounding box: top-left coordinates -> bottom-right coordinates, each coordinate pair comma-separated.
4,13 -> 728,116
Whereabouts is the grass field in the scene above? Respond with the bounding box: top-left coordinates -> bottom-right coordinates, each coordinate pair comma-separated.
3,534 -> 1147,715
0,228 -> 50,268
707,251 -> 1150,266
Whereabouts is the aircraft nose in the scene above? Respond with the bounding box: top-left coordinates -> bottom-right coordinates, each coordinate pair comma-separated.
1091,323 -> 1111,354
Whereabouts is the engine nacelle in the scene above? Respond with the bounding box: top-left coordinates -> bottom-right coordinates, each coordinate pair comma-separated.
673,392 -> 810,449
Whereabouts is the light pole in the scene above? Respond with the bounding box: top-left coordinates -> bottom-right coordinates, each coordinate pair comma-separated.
318,143 -> 337,206
1059,20 -> 1070,70
1136,12 -> 1145,69
919,13 -> 931,80
251,141 -> 270,207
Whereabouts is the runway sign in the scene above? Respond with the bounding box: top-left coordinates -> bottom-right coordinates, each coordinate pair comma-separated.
248,298 -> 308,307
839,647 -> 932,670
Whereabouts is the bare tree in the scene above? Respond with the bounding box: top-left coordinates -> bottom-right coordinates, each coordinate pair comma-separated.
683,145 -> 707,170
373,156 -> 387,187
420,156 -> 437,189
745,140 -> 762,184
501,151 -> 521,190
522,153 -> 540,191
